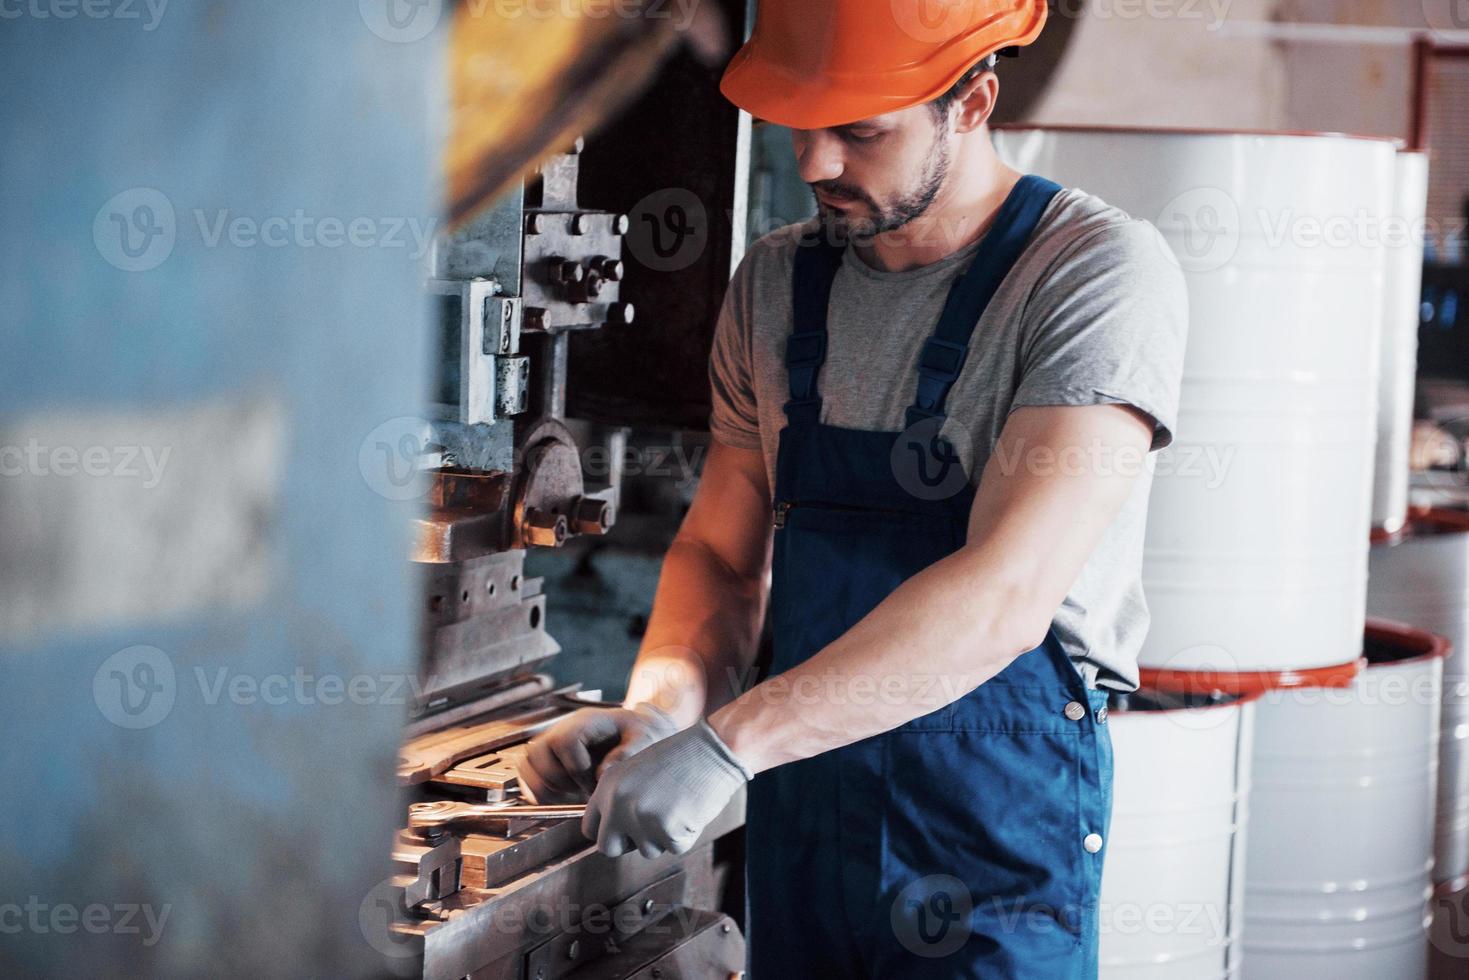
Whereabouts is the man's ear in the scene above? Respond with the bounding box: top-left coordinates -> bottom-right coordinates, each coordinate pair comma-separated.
952,72 -> 1000,134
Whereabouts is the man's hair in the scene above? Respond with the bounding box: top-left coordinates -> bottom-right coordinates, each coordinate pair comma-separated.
928,53 -> 999,120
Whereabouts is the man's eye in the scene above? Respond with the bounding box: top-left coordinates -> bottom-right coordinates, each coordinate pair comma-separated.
844,130 -> 883,144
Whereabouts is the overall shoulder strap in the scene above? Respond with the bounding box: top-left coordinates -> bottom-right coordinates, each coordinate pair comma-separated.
785,226 -> 845,423
906,175 -> 1063,430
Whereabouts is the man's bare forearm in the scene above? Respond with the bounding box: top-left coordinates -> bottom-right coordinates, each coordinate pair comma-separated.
706,544 -> 1047,773
622,537 -> 768,728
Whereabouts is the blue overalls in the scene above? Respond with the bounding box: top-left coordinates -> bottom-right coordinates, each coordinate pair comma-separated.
744,176 -> 1114,979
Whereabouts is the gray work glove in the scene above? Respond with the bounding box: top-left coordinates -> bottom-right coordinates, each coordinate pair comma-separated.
519,703 -> 678,804
582,718 -> 753,859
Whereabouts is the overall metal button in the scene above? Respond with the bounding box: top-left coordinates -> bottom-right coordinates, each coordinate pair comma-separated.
1064,701 -> 1085,722
1083,833 -> 1103,854
1096,705 -> 1109,724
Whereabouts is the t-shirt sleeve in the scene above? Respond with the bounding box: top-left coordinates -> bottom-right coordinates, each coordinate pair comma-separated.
707,251 -> 763,451
1011,219 -> 1189,452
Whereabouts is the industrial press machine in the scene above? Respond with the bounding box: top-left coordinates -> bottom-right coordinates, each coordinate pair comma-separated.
378,138 -> 746,978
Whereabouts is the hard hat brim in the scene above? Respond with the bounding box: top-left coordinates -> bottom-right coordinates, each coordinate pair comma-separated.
718,8 -> 1045,130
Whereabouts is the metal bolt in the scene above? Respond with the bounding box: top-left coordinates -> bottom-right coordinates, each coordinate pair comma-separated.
570,136 -> 585,154
1063,701 -> 1085,722
642,898 -> 654,915
567,939 -> 580,960
583,272 -> 603,299
525,213 -> 544,235
523,307 -> 548,332
570,213 -> 591,235
572,496 -> 612,536
553,258 -> 584,283
613,213 -> 629,235
721,922 -> 731,934
593,256 -> 624,282
524,509 -> 568,548
606,302 -> 635,325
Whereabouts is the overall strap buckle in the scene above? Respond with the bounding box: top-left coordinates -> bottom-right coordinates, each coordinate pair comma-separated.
911,336 -> 968,417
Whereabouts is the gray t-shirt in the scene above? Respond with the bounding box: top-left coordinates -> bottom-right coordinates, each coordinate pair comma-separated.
708,187 -> 1189,692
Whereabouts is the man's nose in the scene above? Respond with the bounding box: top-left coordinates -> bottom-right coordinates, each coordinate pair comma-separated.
793,130 -> 844,185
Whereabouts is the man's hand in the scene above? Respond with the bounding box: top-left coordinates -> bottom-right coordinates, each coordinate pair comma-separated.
519,703 -> 678,803
581,719 -> 752,858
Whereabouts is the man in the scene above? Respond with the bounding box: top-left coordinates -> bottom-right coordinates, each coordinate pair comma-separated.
520,1 -> 1188,975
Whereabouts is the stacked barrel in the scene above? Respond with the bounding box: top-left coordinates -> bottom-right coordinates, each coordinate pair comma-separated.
995,127 -> 1451,978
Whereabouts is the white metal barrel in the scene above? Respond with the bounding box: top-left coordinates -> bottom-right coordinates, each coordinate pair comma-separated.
1369,509 -> 1469,883
1241,620 -> 1445,979
994,126 -> 1395,678
1099,690 -> 1256,979
1373,151 -> 1430,534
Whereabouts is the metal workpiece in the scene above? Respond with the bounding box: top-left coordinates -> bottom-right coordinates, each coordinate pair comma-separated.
414,811 -> 741,980
398,695 -> 566,785
393,834 -> 465,909
408,801 -> 587,839
386,688 -> 747,980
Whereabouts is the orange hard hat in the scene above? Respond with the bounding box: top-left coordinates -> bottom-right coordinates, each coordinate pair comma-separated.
719,0 -> 1047,130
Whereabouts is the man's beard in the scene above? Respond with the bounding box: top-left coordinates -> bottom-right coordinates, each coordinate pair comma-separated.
812,132 -> 950,244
